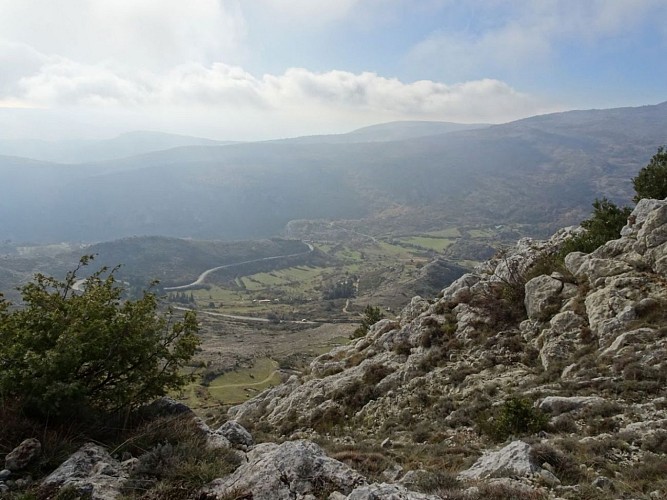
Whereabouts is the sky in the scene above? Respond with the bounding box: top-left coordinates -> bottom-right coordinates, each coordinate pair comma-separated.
0,0 -> 666,141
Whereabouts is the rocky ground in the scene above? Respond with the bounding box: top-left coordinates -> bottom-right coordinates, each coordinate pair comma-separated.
3,198 -> 666,499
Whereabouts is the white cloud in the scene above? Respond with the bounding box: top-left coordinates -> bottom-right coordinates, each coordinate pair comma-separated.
9,52 -> 555,130
0,0 -> 569,139
0,0 -> 247,70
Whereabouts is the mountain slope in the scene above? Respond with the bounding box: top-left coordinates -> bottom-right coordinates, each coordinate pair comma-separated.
228,197 -> 667,498
1,102 -> 666,243
272,120 -> 488,144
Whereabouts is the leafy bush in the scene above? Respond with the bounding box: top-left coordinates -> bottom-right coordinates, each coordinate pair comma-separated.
351,305 -> 384,339
477,396 -> 549,442
0,257 -> 200,418
633,146 -> 667,202
559,197 -> 631,256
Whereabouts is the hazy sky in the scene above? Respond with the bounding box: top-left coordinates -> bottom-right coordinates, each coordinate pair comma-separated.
1,0 -> 665,141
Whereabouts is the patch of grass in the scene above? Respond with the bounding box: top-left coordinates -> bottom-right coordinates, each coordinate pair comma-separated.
530,443 -> 584,485
120,416 -> 241,500
330,449 -> 391,482
207,358 -> 280,404
426,227 -> 462,238
397,236 -> 454,252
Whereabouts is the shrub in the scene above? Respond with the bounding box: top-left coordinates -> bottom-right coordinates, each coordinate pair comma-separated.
530,443 -> 584,485
560,198 -> 632,256
477,396 -> 549,442
351,305 -> 384,339
120,416 -> 241,499
0,257 -> 199,418
331,449 -> 390,481
633,146 -> 667,202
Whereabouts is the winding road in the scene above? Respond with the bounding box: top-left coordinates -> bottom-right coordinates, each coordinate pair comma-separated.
172,305 -> 318,325
164,243 -> 314,291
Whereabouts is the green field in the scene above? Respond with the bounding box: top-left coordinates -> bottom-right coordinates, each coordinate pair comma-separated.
397,236 -> 455,252
207,358 -> 281,404
468,228 -> 495,238
425,227 -> 461,238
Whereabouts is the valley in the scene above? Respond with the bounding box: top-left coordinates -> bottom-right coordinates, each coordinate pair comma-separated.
3,102 -> 666,423
0,219 -> 524,415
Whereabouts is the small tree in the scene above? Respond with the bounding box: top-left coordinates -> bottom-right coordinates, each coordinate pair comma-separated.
560,197 -> 632,255
633,146 -> 667,202
351,305 -> 384,339
0,256 -> 199,418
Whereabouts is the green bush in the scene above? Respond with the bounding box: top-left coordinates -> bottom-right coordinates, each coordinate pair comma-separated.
351,305 -> 384,339
477,396 -> 549,442
633,146 -> 667,202
0,256 -> 199,418
559,197 -> 631,256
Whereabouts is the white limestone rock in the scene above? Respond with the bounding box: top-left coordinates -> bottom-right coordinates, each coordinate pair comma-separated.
458,441 -> 540,480
539,311 -> 587,371
42,443 -> 132,500
524,275 -> 564,321
401,296 -> 431,324
538,396 -> 609,416
440,273 -> 481,306
201,440 -> 365,500
216,420 -> 254,449
621,198 -> 666,237
345,482 -> 441,499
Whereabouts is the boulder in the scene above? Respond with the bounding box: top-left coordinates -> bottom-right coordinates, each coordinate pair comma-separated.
539,396 -> 608,416
5,438 -> 41,471
458,441 -> 540,480
401,296 -> 430,324
621,198 -> 666,238
215,421 -> 254,448
539,311 -> 586,371
524,275 -> 563,321
42,443 -> 132,500
636,202 -> 667,250
141,397 -> 193,418
440,273 -> 481,306
200,440 -> 365,499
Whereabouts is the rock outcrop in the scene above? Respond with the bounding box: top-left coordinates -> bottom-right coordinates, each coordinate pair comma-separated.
201,440 -> 365,499
41,444 -> 135,500
458,440 -> 541,480
228,198 -> 667,499
5,438 -> 41,472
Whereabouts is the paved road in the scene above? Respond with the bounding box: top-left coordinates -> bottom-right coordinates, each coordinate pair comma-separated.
164,243 -> 314,291
329,222 -> 379,243
173,305 -> 318,325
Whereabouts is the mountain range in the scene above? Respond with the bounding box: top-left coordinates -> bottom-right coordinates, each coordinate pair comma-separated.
1,102 -> 666,244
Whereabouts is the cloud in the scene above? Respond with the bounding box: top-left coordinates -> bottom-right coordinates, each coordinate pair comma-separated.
249,0 -> 362,25
0,0 -> 247,71
9,51 -> 554,127
0,0 -> 567,139
408,0 -> 667,79
264,69 -> 548,121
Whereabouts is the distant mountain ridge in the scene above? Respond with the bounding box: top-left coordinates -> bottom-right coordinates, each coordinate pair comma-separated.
1,102 -> 666,244
271,121 -> 488,144
0,130 -> 236,164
